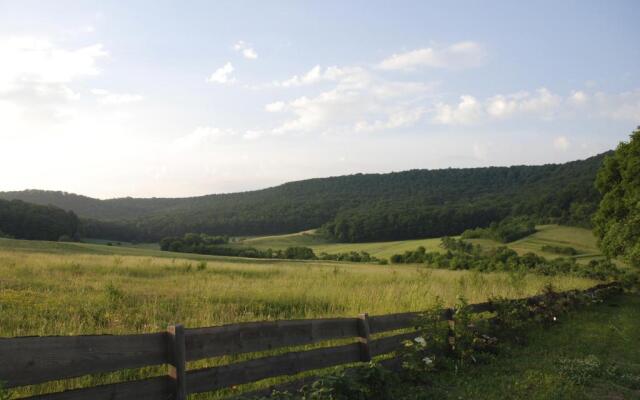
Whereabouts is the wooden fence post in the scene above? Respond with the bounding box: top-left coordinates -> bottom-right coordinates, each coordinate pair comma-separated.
167,324 -> 187,400
357,313 -> 372,362
444,308 -> 455,354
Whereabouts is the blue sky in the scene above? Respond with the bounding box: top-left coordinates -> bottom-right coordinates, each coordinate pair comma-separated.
1,1 -> 639,198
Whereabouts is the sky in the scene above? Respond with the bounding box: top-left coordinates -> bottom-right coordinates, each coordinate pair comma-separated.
1,0 -> 639,199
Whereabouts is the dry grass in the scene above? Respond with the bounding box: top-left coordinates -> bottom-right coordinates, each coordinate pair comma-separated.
0,240 -> 596,338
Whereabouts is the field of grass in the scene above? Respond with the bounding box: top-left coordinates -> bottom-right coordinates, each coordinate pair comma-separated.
0,234 -> 607,399
0,237 -> 598,338
465,225 -> 604,262
421,293 -> 640,399
235,225 -> 603,262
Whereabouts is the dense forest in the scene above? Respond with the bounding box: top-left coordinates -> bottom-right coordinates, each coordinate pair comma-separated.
0,199 -> 80,241
0,152 -> 608,243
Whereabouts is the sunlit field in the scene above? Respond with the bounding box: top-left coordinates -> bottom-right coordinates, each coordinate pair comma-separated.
235,225 -> 604,262
0,238 -> 598,338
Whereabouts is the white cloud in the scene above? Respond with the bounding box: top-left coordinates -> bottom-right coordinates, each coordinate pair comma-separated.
0,36 -> 108,93
207,62 -> 235,84
269,65 -> 433,135
234,41 -> 258,60
265,101 -> 286,112
434,88 -> 563,125
378,41 -> 486,71
553,136 -> 570,151
434,95 -> 482,125
91,89 -> 143,105
276,65 -> 370,88
0,36 -> 109,127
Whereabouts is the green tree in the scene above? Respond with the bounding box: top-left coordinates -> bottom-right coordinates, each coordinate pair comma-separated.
593,128 -> 640,267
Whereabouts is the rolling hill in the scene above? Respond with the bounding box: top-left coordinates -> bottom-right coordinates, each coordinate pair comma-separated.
0,152 -> 610,242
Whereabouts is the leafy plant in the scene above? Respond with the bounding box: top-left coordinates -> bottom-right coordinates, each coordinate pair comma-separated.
0,382 -> 11,400
557,354 -> 602,385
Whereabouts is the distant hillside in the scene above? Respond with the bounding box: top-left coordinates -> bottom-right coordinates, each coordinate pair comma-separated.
0,190 -> 184,221
0,199 -> 80,241
0,152 -> 610,242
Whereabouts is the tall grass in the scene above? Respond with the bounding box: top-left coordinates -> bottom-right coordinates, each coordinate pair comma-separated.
0,248 -> 596,338
0,240 -> 600,399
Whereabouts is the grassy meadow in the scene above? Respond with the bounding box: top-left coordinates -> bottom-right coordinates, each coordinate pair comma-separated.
236,224 -> 603,262
0,236 -> 598,338
0,227 -> 608,398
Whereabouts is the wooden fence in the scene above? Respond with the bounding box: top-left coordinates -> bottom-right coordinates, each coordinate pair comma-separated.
0,282 -> 620,400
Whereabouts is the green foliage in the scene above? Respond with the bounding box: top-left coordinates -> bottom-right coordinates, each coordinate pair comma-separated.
160,234 -> 389,263
401,298 -> 448,380
401,296 -> 499,380
0,381 -> 11,400
0,199 -> 79,241
593,127 -> 640,268
317,251 -> 383,263
390,237 -> 626,281
159,233 -> 229,252
541,245 -> 578,255
557,355 -> 602,385
462,217 -> 536,243
251,363 -> 399,400
1,153 -> 607,242
283,246 -> 317,260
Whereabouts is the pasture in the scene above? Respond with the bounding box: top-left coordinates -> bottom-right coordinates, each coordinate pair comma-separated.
0,237 -> 597,339
236,225 -> 603,262
0,232 -> 613,399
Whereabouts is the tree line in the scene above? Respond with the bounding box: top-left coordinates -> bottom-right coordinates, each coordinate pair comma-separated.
158,232 -> 384,263
0,152 -> 607,243
0,199 -> 80,241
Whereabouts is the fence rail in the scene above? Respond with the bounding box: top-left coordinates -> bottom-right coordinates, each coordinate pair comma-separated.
0,282 -> 620,400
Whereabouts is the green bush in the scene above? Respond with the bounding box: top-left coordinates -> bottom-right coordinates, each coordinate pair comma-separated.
541,245 -> 578,255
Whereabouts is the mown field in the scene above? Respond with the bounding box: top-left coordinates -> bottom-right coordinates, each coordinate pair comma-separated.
236,225 -> 603,262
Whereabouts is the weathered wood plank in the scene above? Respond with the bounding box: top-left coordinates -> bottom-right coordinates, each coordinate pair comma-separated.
0,333 -> 167,388
185,317 -> 358,360
466,301 -> 494,313
187,343 -> 362,394
368,312 -> 421,334
21,376 -> 169,400
167,324 -> 186,400
369,331 -> 418,357
357,313 -> 372,362
368,309 -> 451,334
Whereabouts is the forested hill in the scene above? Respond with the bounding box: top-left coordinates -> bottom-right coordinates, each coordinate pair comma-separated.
0,152 -> 609,242
0,199 -> 80,241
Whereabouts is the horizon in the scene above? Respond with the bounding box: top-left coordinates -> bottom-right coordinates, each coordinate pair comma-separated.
1,1 -> 639,198
2,149 -> 610,200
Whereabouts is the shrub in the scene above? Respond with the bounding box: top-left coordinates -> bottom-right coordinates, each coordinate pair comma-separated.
461,217 -> 536,243
541,245 -> 578,255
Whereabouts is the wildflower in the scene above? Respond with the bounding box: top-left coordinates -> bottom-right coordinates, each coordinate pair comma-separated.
553,316 -> 557,321
422,356 -> 434,365
414,336 -> 426,346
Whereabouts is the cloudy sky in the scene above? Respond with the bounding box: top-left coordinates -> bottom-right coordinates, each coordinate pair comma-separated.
1,1 -> 639,198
